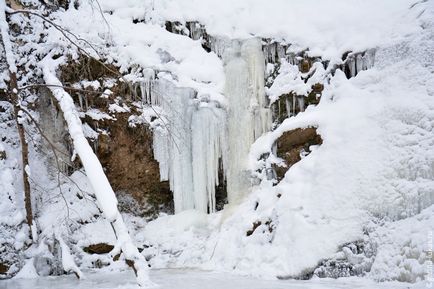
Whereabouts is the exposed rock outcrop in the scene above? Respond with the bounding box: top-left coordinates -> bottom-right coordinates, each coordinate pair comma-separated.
273,127 -> 322,180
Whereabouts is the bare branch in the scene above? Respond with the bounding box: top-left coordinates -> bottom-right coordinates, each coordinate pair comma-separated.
18,83 -> 112,96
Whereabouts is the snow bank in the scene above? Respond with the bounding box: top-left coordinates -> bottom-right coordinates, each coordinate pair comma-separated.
370,205 -> 434,282
13,258 -> 38,279
141,0 -> 422,61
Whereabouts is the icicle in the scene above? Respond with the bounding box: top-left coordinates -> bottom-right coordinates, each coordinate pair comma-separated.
151,79 -> 195,213
191,105 -> 227,213
297,96 -> 305,113
140,69 -> 155,105
78,94 -> 84,110
356,54 -> 363,75
153,128 -> 170,181
209,36 -> 232,58
285,96 -> 291,118
363,49 -> 376,70
188,22 -> 205,40
148,37 -> 272,214
348,55 -> 357,77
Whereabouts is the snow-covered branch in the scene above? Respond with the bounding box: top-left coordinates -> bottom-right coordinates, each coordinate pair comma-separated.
0,0 -> 16,74
40,55 -> 155,288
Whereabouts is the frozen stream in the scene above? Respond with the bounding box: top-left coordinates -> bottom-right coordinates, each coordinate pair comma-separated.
0,269 -> 426,289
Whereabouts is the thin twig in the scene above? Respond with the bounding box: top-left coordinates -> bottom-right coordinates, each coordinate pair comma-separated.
7,9 -> 121,77
19,83 -> 112,96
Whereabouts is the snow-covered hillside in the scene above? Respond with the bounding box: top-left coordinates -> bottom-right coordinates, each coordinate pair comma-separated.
0,0 -> 433,288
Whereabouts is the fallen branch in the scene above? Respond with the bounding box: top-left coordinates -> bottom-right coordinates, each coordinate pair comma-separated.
40,54 -> 155,288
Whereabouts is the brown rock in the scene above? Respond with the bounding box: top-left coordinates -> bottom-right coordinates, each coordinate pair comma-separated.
0,263 -> 8,274
96,113 -> 173,217
273,127 -> 322,180
83,243 -> 114,254
300,59 -> 311,73
0,150 -> 6,160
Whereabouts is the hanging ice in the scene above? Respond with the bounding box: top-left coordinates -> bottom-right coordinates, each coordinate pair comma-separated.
191,105 -> 227,213
145,78 -> 227,213
148,79 -> 196,213
143,37 -> 271,213
224,38 -> 271,205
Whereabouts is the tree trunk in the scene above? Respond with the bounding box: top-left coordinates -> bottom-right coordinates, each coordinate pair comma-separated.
0,0 -> 33,240
9,73 -> 33,240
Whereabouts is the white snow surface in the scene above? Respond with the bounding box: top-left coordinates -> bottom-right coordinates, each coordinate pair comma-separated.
100,0 -> 424,61
2,269 -> 429,289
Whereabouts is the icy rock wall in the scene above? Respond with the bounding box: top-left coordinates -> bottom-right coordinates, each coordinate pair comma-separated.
143,37 -> 271,213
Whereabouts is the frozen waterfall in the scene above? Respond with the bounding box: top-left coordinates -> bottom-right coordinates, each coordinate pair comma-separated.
143,37 -> 271,214
224,38 -> 271,204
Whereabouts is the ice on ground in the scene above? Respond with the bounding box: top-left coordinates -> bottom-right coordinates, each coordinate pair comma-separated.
2,269 -> 428,289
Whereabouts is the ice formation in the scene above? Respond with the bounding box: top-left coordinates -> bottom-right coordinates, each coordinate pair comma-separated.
224,38 -> 271,204
144,37 -> 271,213
145,78 -> 227,213
344,49 -> 376,78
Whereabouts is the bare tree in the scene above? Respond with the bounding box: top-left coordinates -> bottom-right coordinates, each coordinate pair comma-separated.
0,0 -> 33,241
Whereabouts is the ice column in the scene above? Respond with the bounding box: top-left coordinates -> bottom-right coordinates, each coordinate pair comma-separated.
224,38 -> 271,204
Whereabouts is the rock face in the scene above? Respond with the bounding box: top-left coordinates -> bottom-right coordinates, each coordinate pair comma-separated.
55,58 -> 173,217
97,114 -> 173,217
273,127 -> 322,180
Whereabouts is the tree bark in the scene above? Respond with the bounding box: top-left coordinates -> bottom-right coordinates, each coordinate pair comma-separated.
9,73 -> 33,240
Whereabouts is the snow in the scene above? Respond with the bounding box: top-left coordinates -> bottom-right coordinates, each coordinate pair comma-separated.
12,258 -> 38,279
80,80 -> 101,90
1,0 -> 434,286
141,0 -> 422,61
266,60 -> 326,106
109,101 -> 130,113
40,56 -> 154,287
85,109 -> 113,121
2,269 -> 428,289
57,235 -> 84,279
82,123 -> 99,140
140,0 -> 434,281
369,205 -> 434,282
50,1 -> 225,101
0,0 -> 17,73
